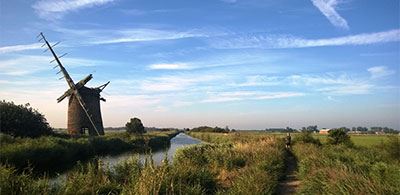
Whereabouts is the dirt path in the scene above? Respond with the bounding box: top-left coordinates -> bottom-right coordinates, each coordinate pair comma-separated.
276,150 -> 300,195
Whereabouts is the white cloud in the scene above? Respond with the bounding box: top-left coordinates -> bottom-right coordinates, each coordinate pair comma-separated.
211,29 -> 400,49
52,27 -> 209,45
89,29 -> 207,44
318,83 -> 373,95
0,55 -> 105,76
202,91 -> 304,103
311,0 -> 349,29
234,75 -> 281,87
148,63 -> 192,70
139,75 -> 221,92
367,66 -> 395,79
220,0 -> 237,3
33,0 -> 115,19
0,43 -> 43,54
288,73 -> 375,95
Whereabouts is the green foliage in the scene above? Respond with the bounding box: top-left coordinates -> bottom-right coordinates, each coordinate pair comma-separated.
0,131 -> 178,173
293,141 -> 400,194
190,126 -> 230,133
327,127 -> 353,146
294,131 -> 321,145
0,100 -> 52,138
125,117 -> 146,134
379,135 -> 400,161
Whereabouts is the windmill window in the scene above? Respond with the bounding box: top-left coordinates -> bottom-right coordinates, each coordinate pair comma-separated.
81,127 -> 89,134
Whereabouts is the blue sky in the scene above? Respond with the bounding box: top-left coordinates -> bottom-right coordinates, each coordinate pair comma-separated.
0,0 -> 399,129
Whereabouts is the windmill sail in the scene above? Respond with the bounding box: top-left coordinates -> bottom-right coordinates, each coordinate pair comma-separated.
38,33 -> 108,136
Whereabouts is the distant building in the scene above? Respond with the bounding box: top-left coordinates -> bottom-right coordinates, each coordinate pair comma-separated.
319,128 -> 331,134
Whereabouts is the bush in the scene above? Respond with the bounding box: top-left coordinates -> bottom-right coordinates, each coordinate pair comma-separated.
380,135 -> 400,161
327,128 -> 353,146
0,100 -> 52,137
125,117 -> 146,134
294,131 -> 321,145
190,126 -> 229,133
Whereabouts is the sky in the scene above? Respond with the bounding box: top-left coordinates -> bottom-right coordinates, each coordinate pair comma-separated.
0,0 -> 399,130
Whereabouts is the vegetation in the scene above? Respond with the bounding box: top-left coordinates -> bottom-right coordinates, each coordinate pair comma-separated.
0,100 -> 52,137
0,130 -> 178,174
293,130 -> 321,145
327,127 -> 353,146
1,131 -> 286,195
293,135 -> 400,194
190,126 -> 229,133
1,130 -> 399,195
126,117 -> 146,134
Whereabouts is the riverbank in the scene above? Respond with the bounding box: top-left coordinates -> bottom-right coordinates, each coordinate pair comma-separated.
0,130 -> 179,174
1,132 -> 287,195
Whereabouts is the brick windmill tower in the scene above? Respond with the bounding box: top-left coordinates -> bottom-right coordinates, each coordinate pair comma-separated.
38,33 -> 110,136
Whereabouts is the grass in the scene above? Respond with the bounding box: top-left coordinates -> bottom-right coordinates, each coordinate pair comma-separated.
311,134 -> 388,146
1,131 -> 287,195
0,130 -> 179,174
1,130 -> 398,194
292,136 -> 400,194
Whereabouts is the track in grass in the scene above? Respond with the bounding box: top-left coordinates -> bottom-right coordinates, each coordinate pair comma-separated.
277,150 -> 300,195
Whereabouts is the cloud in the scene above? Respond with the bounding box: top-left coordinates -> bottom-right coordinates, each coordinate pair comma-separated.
148,63 -> 192,70
0,55 -> 106,76
202,91 -> 304,103
0,43 -> 43,54
220,0 -> 237,3
289,74 -> 374,95
317,83 -> 373,95
311,0 -> 349,29
367,66 -> 395,79
139,75 -> 221,93
88,29 -> 208,45
33,0 -> 115,19
234,75 -> 281,87
211,29 -> 400,49
53,27 -> 209,45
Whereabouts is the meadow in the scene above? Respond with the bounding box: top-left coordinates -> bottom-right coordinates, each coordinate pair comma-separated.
1,130 -> 399,195
1,131 -> 287,194
0,130 -> 179,174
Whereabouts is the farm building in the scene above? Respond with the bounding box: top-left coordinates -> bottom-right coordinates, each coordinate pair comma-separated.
319,128 -> 331,134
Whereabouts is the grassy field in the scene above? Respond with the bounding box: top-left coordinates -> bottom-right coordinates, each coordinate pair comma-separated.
0,130 -> 179,174
1,131 -> 287,195
1,130 -> 398,194
262,132 -> 391,147
311,134 -> 389,146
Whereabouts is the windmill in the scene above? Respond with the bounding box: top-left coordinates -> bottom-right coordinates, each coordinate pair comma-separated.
38,33 -> 110,136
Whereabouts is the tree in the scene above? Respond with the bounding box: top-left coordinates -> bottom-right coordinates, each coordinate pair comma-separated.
125,117 -> 145,134
306,125 -> 318,132
294,130 -> 321,145
0,100 -> 52,137
327,127 -> 352,146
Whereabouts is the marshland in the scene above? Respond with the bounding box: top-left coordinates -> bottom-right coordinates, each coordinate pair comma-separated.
1,101 -> 399,194
1,0 -> 400,194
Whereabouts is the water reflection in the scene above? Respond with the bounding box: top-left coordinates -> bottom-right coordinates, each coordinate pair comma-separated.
100,133 -> 201,167
50,133 -> 201,184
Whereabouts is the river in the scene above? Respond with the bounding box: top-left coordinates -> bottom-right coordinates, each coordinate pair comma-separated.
100,132 -> 201,166
50,133 -> 201,184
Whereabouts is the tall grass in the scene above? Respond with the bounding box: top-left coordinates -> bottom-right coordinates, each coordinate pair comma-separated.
0,131 -> 179,174
293,136 -> 400,194
1,131 -> 286,195
188,132 -> 286,194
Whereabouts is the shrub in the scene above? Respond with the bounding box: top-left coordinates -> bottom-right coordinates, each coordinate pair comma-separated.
327,128 -> 353,146
190,126 -> 229,133
0,100 -> 52,137
380,135 -> 400,161
125,117 -> 146,134
294,131 -> 321,145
